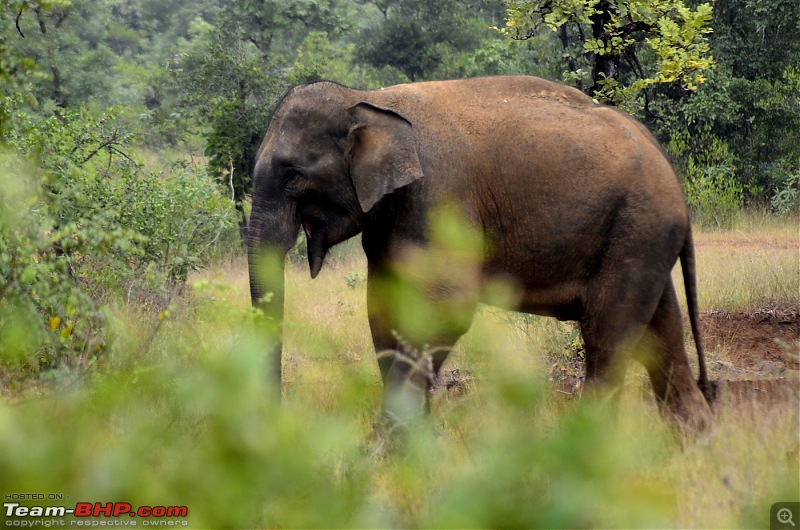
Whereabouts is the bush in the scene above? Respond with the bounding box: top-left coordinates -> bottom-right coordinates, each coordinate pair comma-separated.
0,100 -> 236,383
684,163 -> 744,229
767,161 -> 800,215
670,134 -> 744,228
0,279 -> 677,528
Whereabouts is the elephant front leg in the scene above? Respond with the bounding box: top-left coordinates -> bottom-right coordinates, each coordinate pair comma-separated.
381,338 -> 446,427
366,271 -> 445,429
366,263 -> 400,386
366,256 -> 479,430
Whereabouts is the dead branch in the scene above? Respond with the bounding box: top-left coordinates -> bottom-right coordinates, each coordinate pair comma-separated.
15,9 -> 24,37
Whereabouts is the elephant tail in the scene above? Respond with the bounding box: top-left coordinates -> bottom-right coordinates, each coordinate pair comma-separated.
680,227 -> 716,406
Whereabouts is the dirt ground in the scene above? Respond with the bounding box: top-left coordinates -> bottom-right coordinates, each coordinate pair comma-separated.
435,307 -> 800,412
695,237 -> 799,251
701,306 -> 800,412
701,305 -> 799,378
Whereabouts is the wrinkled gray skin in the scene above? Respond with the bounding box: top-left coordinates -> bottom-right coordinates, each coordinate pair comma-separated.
248,75 -> 714,433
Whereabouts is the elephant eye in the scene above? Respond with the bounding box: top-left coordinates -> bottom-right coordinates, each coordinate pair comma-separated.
282,168 -> 304,192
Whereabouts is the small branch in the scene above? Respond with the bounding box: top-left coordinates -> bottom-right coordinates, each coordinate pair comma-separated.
15,9 -> 24,38
625,47 -> 646,80
511,27 -> 537,40
196,217 -> 227,257
81,136 -> 119,164
229,159 -> 235,203
107,145 -> 145,178
103,149 -> 113,179
141,290 -> 181,356
619,21 -> 652,36
643,89 -> 663,122
176,217 -> 194,243
185,218 -> 207,248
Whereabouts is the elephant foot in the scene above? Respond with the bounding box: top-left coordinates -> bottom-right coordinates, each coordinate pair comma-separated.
367,399 -> 443,459
661,382 -> 714,439
381,380 -> 429,433
379,339 -> 438,424
698,378 -> 719,408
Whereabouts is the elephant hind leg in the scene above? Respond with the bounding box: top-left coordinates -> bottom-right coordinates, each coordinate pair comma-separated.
578,268 -> 665,394
578,265 -> 676,414
580,316 -> 643,407
635,279 -> 712,435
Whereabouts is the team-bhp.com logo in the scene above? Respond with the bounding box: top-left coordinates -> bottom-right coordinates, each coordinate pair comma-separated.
4,501 -> 189,526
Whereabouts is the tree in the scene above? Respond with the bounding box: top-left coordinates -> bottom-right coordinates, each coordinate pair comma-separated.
652,0 -> 800,209
357,0 -> 495,81
5,0 -> 73,108
502,0 -> 715,110
170,19 -> 281,242
704,0 -> 800,185
712,0 -> 800,81
216,0 -> 346,56
169,0 -> 347,241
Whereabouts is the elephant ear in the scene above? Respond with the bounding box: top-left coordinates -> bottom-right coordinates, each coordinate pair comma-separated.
346,102 -> 424,213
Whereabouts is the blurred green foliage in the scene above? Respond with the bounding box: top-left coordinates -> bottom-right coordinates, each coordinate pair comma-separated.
2,276 -> 794,527
0,277 -> 681,527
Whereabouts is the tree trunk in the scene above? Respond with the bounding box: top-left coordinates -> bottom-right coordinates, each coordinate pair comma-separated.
35,7 -> 67,108
588,0 -> 620,101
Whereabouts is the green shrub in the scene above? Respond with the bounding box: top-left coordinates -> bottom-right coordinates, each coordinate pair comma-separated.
767,161 -> 800,215
0,280 -> 677,528
684,163 -> 744,229
670,134 -> 744,228
0,100 -> 236,382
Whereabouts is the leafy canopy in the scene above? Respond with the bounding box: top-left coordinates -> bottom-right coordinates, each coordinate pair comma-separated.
503,0 -> 715,109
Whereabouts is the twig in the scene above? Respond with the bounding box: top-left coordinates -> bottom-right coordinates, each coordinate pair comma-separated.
81,132 -> 120,163
642,89 -> 662,122
107,146 -> 145,178
196,216 -> 228,257
229,159 -> 235,203
103,149 -> 112,179
185,219 -> 207,248
15,9 -> 24,38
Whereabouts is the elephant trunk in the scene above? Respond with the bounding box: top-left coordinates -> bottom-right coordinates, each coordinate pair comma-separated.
247,206 -> 299,398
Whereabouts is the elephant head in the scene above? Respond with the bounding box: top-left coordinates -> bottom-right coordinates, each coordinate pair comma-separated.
247,82 -> 424,387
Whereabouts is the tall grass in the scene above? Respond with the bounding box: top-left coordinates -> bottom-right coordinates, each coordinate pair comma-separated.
1,222 -> 797,528
677,211 -> 800,311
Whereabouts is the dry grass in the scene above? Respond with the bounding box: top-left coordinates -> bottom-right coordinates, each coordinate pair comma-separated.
2,218 -> 793,527
667,213 -> 800,311
667,404 -> 799,527
184,217 -> 800,526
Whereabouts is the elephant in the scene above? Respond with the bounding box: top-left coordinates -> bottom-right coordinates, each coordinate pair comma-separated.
247,75 -> 715,434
